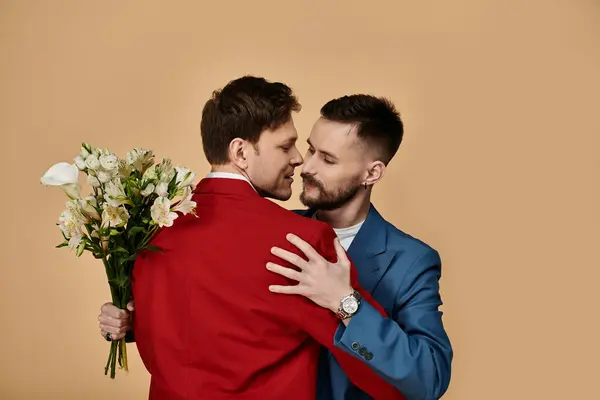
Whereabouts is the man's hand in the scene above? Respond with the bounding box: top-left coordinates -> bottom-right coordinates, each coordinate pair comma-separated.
267,233 -> 353,313
98,300 -> 135,341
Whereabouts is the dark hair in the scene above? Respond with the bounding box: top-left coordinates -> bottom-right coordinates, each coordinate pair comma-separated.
200,75 -> 301,165
320,94 -> 403,164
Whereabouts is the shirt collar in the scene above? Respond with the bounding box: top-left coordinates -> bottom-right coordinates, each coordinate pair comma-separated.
205,171 -> 257,192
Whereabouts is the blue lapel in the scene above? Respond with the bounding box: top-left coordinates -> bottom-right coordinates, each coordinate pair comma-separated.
346,204 -> 395,293
296,205 -> 394,293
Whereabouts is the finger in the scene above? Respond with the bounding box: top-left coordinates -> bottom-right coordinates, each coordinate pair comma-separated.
127,300 -> 135,312
101,329 -> 125,341
266,262 -> 303,282
100,302 -> 128,319
270,246 -> 308,269
100,323 -> 127,337
98,309 -> 130,322
333,237 -> 349,266
98,315 -> 129,329
286,233 -> 322,262
268,284 -> 303,295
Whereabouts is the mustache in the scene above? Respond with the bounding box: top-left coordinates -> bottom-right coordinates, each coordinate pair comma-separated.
300,173 -> 324,189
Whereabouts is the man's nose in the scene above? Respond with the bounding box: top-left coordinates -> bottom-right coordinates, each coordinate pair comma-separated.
290,147 -> 303,167
301,152 -> 316,174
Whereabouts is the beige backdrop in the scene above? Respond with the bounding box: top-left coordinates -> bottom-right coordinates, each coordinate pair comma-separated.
1,0 -> 599,399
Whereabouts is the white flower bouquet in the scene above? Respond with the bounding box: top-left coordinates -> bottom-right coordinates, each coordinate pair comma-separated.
40,143 -> 198,378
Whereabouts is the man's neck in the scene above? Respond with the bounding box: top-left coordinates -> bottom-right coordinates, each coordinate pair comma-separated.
315,190 -> 372,229
210,164 -> 246,177
208,164 -> 257,192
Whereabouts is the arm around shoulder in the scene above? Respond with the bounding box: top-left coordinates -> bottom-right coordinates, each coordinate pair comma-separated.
277,225 -> 405,399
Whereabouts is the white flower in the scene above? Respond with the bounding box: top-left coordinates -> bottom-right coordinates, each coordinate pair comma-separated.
140,183 -> 155,197
157,159 -> 176,183
80,146 -> 90,160
172,186 -> 197,216
74,156 -> 87,171
118,159 -> 133,180
126,148 -> 154,172
97,148 -> 111,157
104,179 -> 128,207
79,196 -> 101,221
65,199 -> 88,224
151,196 -> 178,227
41,162 -> 79,186
40,162 -> 81,199
84,154 -> 101,171
142,166 -> 158,182
87,175 -> 101,188
100,154 -> 118,171
58,209 -> 83,249
154,182 -> 169,197
97,170 -> 114,184
175,166 -> 196,189
101,204 -> 129,228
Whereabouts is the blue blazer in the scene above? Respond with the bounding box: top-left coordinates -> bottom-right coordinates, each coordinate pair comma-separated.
295,205 -> 453,400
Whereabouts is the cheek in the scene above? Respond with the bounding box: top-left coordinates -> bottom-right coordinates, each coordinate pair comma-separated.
327,170 -> 360,189
256,151 -> 287,178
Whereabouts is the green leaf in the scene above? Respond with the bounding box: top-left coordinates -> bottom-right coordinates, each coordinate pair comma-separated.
127,226 -> 146,240
108,247 -> 130,255
108,276 -> 130,289
76,240 -> 86,257
142,245 -> 163,254
118,253 -> 139,266
56,241 -> 68,248
109,229 -> 121,236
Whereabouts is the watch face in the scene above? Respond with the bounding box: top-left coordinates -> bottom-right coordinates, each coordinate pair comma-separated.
342,297 -> 359,314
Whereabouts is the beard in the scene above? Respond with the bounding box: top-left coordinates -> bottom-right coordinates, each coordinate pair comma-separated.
255,181 -> 291,201
299,173 -> 362,210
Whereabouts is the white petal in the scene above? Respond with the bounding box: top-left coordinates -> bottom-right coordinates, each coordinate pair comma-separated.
40,163 -> 79,186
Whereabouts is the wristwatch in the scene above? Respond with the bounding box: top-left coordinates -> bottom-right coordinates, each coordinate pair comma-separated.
335,290 -> 361,320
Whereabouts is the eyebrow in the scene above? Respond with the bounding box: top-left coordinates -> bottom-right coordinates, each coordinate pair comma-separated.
307,139 -> 338,160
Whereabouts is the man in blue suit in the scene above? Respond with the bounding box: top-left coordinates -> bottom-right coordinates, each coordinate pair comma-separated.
98,94 -> 452,399
266,95 -> 452,400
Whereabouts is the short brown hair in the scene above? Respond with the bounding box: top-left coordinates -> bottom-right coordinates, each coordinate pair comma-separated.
320,94 -> 403,165
200,76 -> 301,165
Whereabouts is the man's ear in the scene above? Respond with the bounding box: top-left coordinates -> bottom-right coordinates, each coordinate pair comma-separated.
228,138 -> 249,169
363,160 -> 386,186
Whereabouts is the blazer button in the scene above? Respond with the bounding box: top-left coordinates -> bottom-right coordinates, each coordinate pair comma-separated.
365,352 -> 373,361
351,342 -> 360,350
359,347 -> 367,357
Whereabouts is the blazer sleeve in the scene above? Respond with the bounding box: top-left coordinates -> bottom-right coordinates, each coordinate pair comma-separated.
332,249 -> 453,400
272,225 -> 406,400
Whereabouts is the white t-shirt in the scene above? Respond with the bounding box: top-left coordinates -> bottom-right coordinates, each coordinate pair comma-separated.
333,220 -> 365,251
313,213 -> 365,251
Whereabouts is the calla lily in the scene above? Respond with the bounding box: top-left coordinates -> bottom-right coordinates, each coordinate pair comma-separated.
40,162 -> 81,199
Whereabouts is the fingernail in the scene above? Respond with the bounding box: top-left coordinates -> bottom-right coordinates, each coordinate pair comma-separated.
286,233 -> 295,240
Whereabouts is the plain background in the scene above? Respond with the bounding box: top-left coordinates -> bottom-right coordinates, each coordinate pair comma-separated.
1,0 -> 599,399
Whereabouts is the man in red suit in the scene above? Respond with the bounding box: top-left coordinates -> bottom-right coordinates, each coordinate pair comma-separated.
129,76 -> 404,399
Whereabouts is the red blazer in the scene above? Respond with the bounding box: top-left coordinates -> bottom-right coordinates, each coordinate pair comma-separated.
132,177 -> 404,400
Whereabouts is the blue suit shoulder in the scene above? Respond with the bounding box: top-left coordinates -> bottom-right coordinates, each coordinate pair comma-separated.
385,221 -> 441,264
